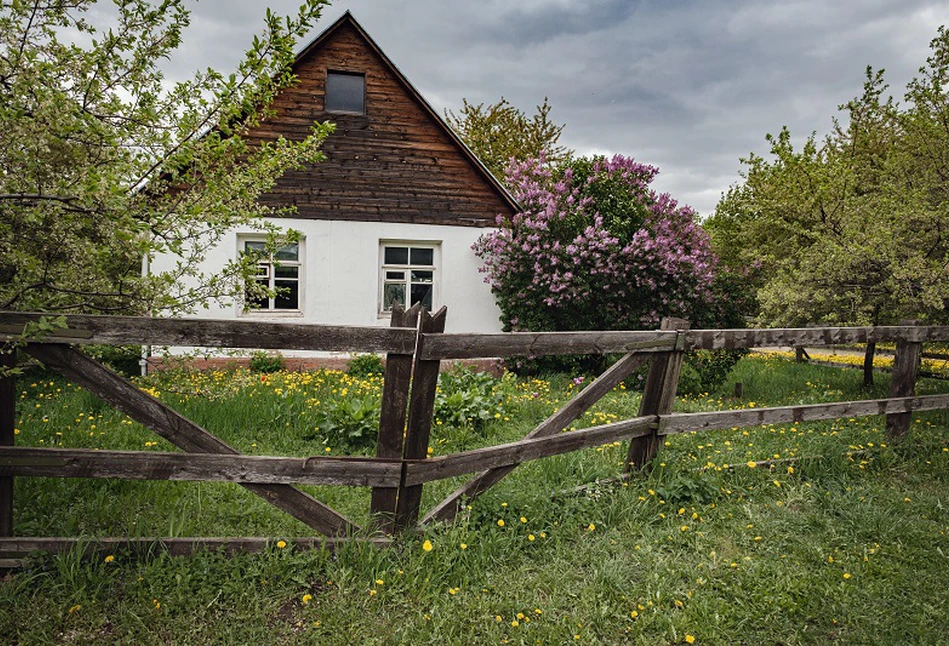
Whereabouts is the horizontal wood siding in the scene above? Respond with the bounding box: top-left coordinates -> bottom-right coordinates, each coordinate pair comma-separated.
248,21 -> 513,227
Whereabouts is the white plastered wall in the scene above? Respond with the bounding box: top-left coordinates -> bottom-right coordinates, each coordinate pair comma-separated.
148,218 -> 504,355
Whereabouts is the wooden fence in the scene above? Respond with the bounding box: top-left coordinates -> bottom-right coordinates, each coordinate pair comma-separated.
1,310 -> 949,565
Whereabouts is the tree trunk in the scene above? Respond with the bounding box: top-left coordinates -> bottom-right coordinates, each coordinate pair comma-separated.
863,342 -> 876,387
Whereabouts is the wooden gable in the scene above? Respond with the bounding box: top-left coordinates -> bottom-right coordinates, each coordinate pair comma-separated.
248,12 -> 518,227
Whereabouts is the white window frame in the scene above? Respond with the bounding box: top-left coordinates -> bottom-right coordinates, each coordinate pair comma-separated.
238,235 -> 305,317
379,241 -> 440,316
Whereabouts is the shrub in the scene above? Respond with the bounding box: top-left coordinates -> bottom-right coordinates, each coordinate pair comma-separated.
434,365 -> 506,431
677,349 -> 747,396
84,344 -> 142,377
309,396 -> 380,451
347,353 -> 384,377
248,351 -> 284,373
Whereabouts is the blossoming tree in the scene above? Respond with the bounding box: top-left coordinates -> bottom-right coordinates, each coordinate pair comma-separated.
475,154 -> 716,335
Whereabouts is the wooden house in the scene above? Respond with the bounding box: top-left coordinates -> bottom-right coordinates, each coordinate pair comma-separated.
153,11 -> 518,337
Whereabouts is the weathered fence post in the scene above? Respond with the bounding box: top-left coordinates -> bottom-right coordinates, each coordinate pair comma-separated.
886,319 -> 922,439
625,317 -> 690,472
370,303 -> 420,532
394,306 -> 447,532
0,349 -> 15,536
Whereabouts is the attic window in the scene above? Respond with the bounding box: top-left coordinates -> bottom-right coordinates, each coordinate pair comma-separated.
326,71 -> 365,114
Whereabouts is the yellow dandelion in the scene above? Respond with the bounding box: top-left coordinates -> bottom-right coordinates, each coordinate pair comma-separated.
680,525 -> 689,532
375,579 -> 384,586
746,461 -> 757,468
104,554 -> 115,563
587,523 -> 596,531
511,619 -> 519,627
460,543 -> 467,550
302,594 -> 312,605
422,540 -> 433,552
276,540 -> 287,549
528,534 -> 535,542
497,519 -> 505,527
520,516 -> 527,523
843,573 -> 851,579
685,635 -> 696,644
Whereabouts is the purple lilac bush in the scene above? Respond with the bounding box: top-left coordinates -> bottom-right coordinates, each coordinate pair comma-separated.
474,154 -> 717,334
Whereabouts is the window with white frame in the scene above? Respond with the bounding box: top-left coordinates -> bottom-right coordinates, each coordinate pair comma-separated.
241,238 -> 303,313
379,242 -> 438,313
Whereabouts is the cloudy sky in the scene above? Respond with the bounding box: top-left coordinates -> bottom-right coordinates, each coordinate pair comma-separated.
171,0 -> 945,217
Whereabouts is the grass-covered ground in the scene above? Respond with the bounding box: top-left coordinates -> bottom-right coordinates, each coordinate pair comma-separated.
2,355 -> 949,644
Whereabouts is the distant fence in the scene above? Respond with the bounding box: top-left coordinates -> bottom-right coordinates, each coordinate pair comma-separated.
1,309 -> 948,565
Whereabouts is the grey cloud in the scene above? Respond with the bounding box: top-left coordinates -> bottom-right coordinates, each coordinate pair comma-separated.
156,0 -> 945,216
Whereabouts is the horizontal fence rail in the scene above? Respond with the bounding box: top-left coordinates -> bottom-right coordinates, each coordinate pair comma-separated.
0,448 -> 402,488
418,326 -> 949,359
418,330 -> 678,360
0,536 -> 392,564
684,326 -> 949,350
0,312 -> 418,353
659,394 -> 949,436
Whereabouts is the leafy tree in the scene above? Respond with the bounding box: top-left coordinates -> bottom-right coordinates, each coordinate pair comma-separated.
707,27 -> 949,385
0,0 -> 332,314
445,97 -> 571,180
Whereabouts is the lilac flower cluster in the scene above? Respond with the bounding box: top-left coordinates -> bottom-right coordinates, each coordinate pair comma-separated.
474,154 -> 717,332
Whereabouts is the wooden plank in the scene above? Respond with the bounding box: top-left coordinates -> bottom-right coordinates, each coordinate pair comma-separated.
370,303 -> 420,531
393,307 -> 446,531
886,320 -> 923,439
0,350 -> 14,537
626,318 -> 690,472
658,394 -> 949,436
0,536 -> 391,560
686,326 -> 949,350
405,416 -> 655,485
422,350 -> 649,525
0,312 -> 417,353
0,447 -> 402,487
418,330 -> 676,360
23,344 -> 357,537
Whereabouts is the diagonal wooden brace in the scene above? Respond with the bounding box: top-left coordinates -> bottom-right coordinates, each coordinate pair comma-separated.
25,344 -> 357,537
421,349 -> 648,526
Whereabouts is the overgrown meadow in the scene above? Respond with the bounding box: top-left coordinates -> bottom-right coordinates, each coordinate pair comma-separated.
3,355 -> 949,644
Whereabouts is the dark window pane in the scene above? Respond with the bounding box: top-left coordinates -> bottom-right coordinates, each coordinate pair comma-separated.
244,241 -> 266,255
274,265 -> 298,278
384,247 -> 408,264
385,270 -> 405,280
326,72 -> 365,113
410,248 -> 433,265
275,244 -> 298,261
274,280 -> 299,309
411,270 -> 433,283
383,283 -> 405,310
411,283 -> 433,310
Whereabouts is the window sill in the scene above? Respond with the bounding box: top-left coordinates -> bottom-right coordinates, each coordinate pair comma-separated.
239,310 -> 304,319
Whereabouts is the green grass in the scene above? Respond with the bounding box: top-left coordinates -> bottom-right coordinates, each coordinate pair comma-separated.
2,356 -> 949,644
